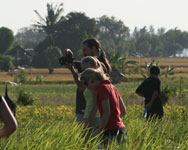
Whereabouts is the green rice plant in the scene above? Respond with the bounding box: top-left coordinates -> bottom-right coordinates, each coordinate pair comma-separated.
177,77 -> 185,100
0,105 -> 188,149
17,89 -> 37,106
35,74 -> 43,84
14,70 -> 27,83
160,85 -> 177,105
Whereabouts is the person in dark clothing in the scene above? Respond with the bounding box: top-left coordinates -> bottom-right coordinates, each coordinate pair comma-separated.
136,66 -> 164,120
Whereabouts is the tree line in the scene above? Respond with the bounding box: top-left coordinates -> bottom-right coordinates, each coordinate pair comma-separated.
0,3 -> 188,69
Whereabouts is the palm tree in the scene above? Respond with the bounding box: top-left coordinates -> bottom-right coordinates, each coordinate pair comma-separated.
33,3 -> 64,45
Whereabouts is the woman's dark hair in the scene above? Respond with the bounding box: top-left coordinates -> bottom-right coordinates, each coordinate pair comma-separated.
82,38 -> 112,73
150,66 -> 160,75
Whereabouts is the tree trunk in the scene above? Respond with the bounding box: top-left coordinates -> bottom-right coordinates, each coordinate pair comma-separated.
48,67 -> 54,74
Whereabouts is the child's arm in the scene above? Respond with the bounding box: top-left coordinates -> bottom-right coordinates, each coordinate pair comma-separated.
63,49 -> 85,91
145,90 -> 158,110
86,105 -> 97,127
119,97 -> 126,117
0,96 -> 17,138
97,99 -> 110,134
86,92 -> 97,126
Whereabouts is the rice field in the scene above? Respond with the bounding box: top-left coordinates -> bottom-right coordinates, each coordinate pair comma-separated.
0,57 -> 188,149
127,57 -> 188,67
0,105 -> 188,150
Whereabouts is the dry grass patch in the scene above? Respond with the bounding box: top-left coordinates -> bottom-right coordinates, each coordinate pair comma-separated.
127,57 -> 188,67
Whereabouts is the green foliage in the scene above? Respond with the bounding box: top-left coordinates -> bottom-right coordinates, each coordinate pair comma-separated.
160,77 -> 185,105
56,12 -> 98,58
33,3 -> 64,45
161,66 -> 175,77
33,10 -> 98,66
160,85 -> 177,105
139,59 -> 174,79
139,59 -> 159,79
29,3 -> 188,67
98,15 -> 130,43
0,105 -> 188,149
0,54 -> 14,71
133,27 -> 188,57
0,75 -> 187,105
0,27 -> 15,54
17,89 -> 36,106
109,50 -> 137,74
177,77 -> 185,100
101,39 -> 116,53
32,38 -> 52,68
35,74 -> 43,84
15,27 -> 46,49
136,35 -> 152,57
98,15 -> 130,54
44,46 -> 62,68
14,70 -> 27,83
163,29 -> 186,56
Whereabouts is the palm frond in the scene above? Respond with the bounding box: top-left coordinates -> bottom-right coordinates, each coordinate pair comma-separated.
34,10 -> 46,24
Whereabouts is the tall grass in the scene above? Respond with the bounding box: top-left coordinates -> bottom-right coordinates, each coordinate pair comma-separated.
0,105 -> 188,150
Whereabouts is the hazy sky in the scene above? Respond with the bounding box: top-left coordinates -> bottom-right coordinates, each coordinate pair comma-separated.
0,0 -> 188,34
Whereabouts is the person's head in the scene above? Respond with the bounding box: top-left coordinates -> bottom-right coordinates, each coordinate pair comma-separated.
150,66 -> 160,76
82,38 -> 101,57
80,68 -> 108,90
82,38 -> 111,73
81,56 -> 101,70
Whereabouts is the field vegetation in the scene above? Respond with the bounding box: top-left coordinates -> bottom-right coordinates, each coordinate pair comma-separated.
0,105 -> 188,149
0,57 -> 188,149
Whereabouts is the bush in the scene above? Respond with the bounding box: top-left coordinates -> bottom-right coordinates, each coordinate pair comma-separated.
160,85 -> 177,105
17,89 -> 36,106
0,54 -> 14,71
14,70 -> 27,83
35,74 -> 43,84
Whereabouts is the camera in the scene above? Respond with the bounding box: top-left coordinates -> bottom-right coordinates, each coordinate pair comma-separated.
73,61 -> 83,73
59,52 -> 74,65
59,52 -> 83,73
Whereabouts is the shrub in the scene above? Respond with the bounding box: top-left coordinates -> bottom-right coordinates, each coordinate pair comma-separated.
109,50 -> 137,74
177,77 -> 185,100
160,85 -> 177,105
17,89 -> 36,106
0,54 -> 14,71
35,74 -> 43,84
14,70 -> 27,83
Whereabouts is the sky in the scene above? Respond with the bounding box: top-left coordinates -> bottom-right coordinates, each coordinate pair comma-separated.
0,0 -> 188,35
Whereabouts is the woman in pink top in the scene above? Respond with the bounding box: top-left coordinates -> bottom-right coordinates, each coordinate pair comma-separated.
80,68 -> 126,146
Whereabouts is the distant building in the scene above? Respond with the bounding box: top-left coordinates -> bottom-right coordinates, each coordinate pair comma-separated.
6,45 -> 34,67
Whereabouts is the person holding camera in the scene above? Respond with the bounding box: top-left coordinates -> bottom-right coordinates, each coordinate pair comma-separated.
0,96 -> 17,138
82,38 -> 111,73
62,38 -> 111,123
